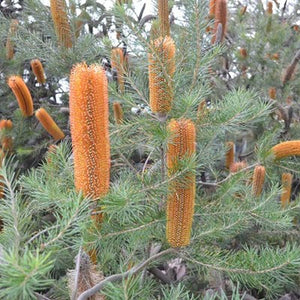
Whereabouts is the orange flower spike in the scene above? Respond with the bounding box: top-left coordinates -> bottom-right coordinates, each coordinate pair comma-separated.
271,141 -> 300,160
69,63 -> 110,199
239,48 -> 247,59
166,119 -> 196,248
282,62 -> 297,84
240,5 -> 247,16
50,0 -> 72,48
111,48 -> 125,93
212,0 -> 227,44
230,161 -> 248,173
148,36 -> 176,114
225,142 -> 235,169
252,165 -> 266,197
209,0 -> 216,19
7,76 -> 34,117
0,120 -> 13,152
35,108 -> 65,141
267,1 -> 273,15
30,59 -> 46,84
113,102 -> 124,125
158,0 -> 170,36
269,87 -> 276,99
0,120 -> 13,131
281,173 -> 292,208
6,19 -> 18,60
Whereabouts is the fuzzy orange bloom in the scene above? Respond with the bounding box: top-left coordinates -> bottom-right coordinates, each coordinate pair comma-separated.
252,165 -> 266,196
7,76 -> 34,117
269,87 -> 276,99
166,119 -> 196,248
0,120 -> 13,152
30,59 -> 46,84
271,141 -> 300,160
69,63 -> 110,199
230,161 -> 247,173
50,0 -> 72,48
212,0 -> 227,44
158,0 -> 170,36
267,1 -> 272,15
111,48 -> 125,93
209,0 -> 216,19
35,108 -> 65,141
148,36 -> 175,114
6,19 -> 18,60
239,48 -> 247,59
225,141 -> 235,169
281,173 -> 292,208
113,102 -> 123,124
0,120 -> 13,130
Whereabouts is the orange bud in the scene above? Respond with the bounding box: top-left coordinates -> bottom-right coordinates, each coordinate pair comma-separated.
293,25 -> 299,32
239,48 -> 247,59
111,48 -> 125,93
35,108 -> 65,141
225,142 -> 235,169
30,59 -> 46,84
212,0 -> 227,44
158,0 -> 170,36
269,87 -> 276,99
281,173 -> 292,208
113,102 -> 123,124
267,1 -> 272,15
271,141 -> 300,160
209,0 -> 216,19
7,76 -> 34,117
272,53 -> 279,60
0,120 -> 13,130
252,165 -> 266,196
6,19 -> 18,60
230,161 -> 247,173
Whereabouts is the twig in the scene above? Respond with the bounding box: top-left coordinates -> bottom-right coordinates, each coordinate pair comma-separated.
71,246 -> 83,300
77,248 -> 175,300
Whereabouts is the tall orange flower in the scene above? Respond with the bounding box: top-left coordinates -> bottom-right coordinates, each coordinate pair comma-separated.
269,87 -> 276,99
209,0 -> 217,19
270,141 -> 300,160
50,0 -> 72,48
281,173 -> 292,208
69,63 -> 110,199
252,165 -> 266,197
0,120 -> 13,153
239,48 -> 247,59
30,59 -> 46,84
166,119 -> 196,248
225,142 -> 235,169
6,19 -> 18,60
35,108 -> 65,141
111,48 -> 125,93
113,102 -> 124,124
7,76 -> 34,117
158,0 -> 170,36
267,1 -> 273,15
148,36 -> 175,114
212,0 -> 227,44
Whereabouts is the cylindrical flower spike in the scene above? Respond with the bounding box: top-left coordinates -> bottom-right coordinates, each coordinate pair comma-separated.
30,59 -> 46,84
0,120 -> 13,130
269,87 -> 276,99
270,141 -> 300,160
166,119 -> 196,248
212,0 -> 227,44
7,76 -> 34,117
209,0 -> 216,19
252,165 -> 266,196
230,161 -> 247,173
50,0 -> 72,48
111,48 -> 125,93
0,120 -> 13,153
113,102 -> 124,125
35,108 -> 65,141
225,141 -> 235,169
239,48 -> 247,59
158,0 -> 170,36
267,1 -> 273,15
282,61 -> 297,84
148,36 -> 175,114
281,173 -> 292,208
6,19 -> 18,60
69,63 -> 110,199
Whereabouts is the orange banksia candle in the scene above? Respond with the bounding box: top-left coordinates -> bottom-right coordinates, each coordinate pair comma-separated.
281,173 -> 292,208
240,48 -> 247,59
225,141 -> 235,169
8,76 -> 34,117
113,102 -> 123,124
0,120 -> 13,153
6,19 -> 18,60
252,165 -> 266,196
148,36 -> 175,114
212,0 -> 227,44
209,0 -> 216,19
166,119 -> 196,248
267,1 -> 272,15
270,141 -> 300,160
0,120 -> 13,131
230,161 -> 247,173
30,59 -> 46,84
50,0 -> 72,48
69,63 -> 110,199
35,108 -> 65,141
269,87 -> 276,99
111,48 -> 125,93
158,0 -> 170,36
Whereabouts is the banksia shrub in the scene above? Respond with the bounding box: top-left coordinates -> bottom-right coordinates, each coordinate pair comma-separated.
30,59 -> 46,84
225,141 -> 235,169
148,36 -> 176,114
252,165 -> 266,197
212,0 -> 227,44
230,161 -> 248,173
6,19 -> 18,60
113,102 -> 123,124
281,173 -> 292,208
166,119 -> 196,248
269,87 -> 276,99
270,140 -> 300,160
158,0 -> 170,36
0,120 -> 13,153
7,76 -> 34,117
50,0 -> 72,48
111,48 -> 125,93
69,63 -> 110,199
35,108 -> 65,141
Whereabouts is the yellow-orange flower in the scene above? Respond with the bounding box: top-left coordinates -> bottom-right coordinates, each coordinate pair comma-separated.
209,0 -> 216,19
252,165 -> 266,196
158,0 -> 170,36
111,48 -> 125,93
166,119 -> 196,248
225,142 -> 235,169
281,173 -> 292,208
269,87 -> 276,99
6,19 -> 18,60
35,108 -> 65,141
212,0 -> 227,44
69,63 -> 110,199
270,141 -> 300,160
267,1 -> 273,15
7,76 -> 34,117
113,102 -> 123,125
30,59 -> 46,84
239,48 -> 247,59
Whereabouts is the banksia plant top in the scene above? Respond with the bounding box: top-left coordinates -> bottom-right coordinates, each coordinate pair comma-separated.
50,0 -> 72,48
111,48 -> 125,93
0,120 -> 13,153
270,140 -> 300,160
252,165 -> 266,197
212,0 -> 227,43
35,108 -> 65,141
281,173 -> 292,208
7,76 -> 34,117
158,0 -> 170,36
225,141 -> 235,169
69,63 -> 110,199
166,119 -> 196,248
113,102 -> 123,124
148,36 -> 175,114
6,19 -> 18,60
30,59 -> 46,84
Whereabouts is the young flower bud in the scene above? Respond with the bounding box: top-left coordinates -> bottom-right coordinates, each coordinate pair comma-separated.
225,142 -> 235,169
212,0 -> 227,44
252,165 -> 266,196
269,87 -> 276,99
281,173 -> 292,208
158,0 -> 170,36
30,59 -> 46,84
111,48 -> 125,93
230,161 -> 247,173
6,19 -> 18,60
113,102 -> 124,125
